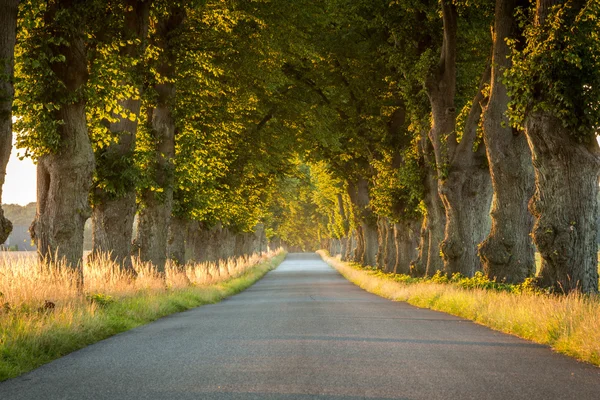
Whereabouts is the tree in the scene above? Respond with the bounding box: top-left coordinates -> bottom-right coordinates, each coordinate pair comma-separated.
0,0 -> 19,245
91,0 -> 151,272
15,0 -> 107,282
425,0 -> 493,277
478,0 -> 535,284
376,0 -> 446,276
133,3 -> 185,272
506,0 -> 600,293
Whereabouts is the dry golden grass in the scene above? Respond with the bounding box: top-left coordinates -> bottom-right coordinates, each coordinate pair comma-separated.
319,251 -> 600,366
0,251 -> 280,310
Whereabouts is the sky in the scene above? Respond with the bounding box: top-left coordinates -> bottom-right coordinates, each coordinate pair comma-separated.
3,139 -> 36,206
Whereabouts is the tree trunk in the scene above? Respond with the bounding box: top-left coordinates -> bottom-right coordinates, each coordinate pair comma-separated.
32,103 -> 95,277
92,192 -> 136,268
359,181 -> 378,267
394,220 -> 420,275
479,0 -> 535,283
411,215 -> 429,276
413,134 -> 445,276
376,217 -> 387,269
427,2 -> 492,277
234,232 -> 246,258
342,233 -> 354,261
29,6 -> 94,282
351,227 -> 363,264
184,220 -> 198,261
439,161 -> 492,276
384,219 -> 397,272
526,112 -> 600,293
339,236 -> 348,258
168,215 -> 188,265
253,223 -> 266,254
91,0 -> 150,272
133,7 -> 184,272
361,220 -> 378,267
348,177 -> 377,266
0,0 -> 18,244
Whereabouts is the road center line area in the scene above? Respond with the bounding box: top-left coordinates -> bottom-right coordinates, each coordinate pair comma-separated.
1,253 -> 599,400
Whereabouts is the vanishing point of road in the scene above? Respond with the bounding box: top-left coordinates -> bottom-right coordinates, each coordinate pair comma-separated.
1,253 -> 599,399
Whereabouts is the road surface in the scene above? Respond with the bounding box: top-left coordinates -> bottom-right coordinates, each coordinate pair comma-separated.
1,253 -> 599,399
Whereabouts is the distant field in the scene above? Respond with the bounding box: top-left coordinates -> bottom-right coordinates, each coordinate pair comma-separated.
0,251 -> 37,262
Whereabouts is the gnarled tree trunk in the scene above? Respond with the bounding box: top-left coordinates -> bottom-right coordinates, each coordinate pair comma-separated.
412,133 -> 445,276
376,217 -> 388,269
33,106 -> 95,277
133,7 -> 184,272
439,156 -> 492,276
411,215 -> 429,276
343,231 -> 355,262
168,215 -> 188,265
394,219 -> 420,275
30,5 -> 95,283
0,0 -> 18,244
384,219 -> 397,272
527,112 -> 600,293
426,1 -> 492,277
350,228 -> 363,263
92,192 -> 136,267
92,0 -> 151,272
348,177 -> 377,266
479,0 -> 535,283
33,102 -> 94,277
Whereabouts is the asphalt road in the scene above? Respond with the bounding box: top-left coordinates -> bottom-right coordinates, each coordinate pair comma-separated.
1,253 -> 599,399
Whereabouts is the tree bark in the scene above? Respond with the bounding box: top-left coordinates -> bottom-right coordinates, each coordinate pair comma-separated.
168,215 -> 188,265
342,231 -> 355,262
439,149 -> 493,277
348,177 -> 377,266
412,133 -> 445,276
92,0 -> 151,272
33,106 -> 95,277
193,223 -> 216,262
339,236 -> 348,259
376,217 -> 388,270
133,6 -> 184,272
394,220 -> 419,275
411,216 -> 429,276
479,0 -> 535,283
252,223 -> 266,254
234,231 -> 247,258
527,112 -> 600,293
0,0 -> 18,244
351,227 -> 364,264
426,1 -> 492,277
384,219 -> 397,272
92,192 -> 136,267
30,3 -> 95,282
514,0 -> 600,293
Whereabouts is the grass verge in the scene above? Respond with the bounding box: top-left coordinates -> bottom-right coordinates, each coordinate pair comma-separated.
318,251 -> 600,367
0,251 -> 286,381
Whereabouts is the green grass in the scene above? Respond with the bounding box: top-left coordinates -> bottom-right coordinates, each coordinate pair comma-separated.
319,251 -> 600,367
0,252 -> 286,382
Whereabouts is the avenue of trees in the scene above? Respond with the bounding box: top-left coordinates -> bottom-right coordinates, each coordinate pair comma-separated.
0,0 -> 599,293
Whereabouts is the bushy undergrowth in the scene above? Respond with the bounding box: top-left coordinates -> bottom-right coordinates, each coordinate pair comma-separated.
319,251 -> 600,367
0,250 -> 286,381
